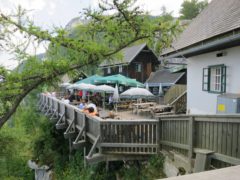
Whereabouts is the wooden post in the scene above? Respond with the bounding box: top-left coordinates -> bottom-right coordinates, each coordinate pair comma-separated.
83,114 -> 87,166
157,117 -> 161,152
106,161 -> 109,172
83,114 -> 86,141
69,137 -> 72,161
98,121 -> 102,154
57,101 -> 60,119
84,147 -> 87,168
64,105 -> 67,124
188,116 -> 194,167
194,149 -> 214,172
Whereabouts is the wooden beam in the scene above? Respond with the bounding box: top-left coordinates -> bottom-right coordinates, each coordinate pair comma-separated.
87,135 -> 100,158
44,106 -> 51,116
73,140 -> 87,149
64,119 -> 75,139
40,103 -> 47,113
188,116 -> 194,162
55,112 -> 66,130
73,125 -> 86,149
210,153 -> 240,165
56,123 -> 67,130
85,153 -> 106,165
100,143 -> 158,148
50,109 -> 57,121
160,140 -> 189,150
64,132 -> 76,139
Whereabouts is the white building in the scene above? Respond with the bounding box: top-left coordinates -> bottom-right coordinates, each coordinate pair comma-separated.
161,0 -> 240,114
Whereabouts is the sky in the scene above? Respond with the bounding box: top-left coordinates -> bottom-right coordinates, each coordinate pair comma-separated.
0,0 -> 194,69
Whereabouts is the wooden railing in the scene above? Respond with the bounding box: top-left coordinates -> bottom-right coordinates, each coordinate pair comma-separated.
39,94 -> 240,169
164,85 -> 186,105
38,94 -> 159,163
100,120 -> 158,155
158,115 -> 240,166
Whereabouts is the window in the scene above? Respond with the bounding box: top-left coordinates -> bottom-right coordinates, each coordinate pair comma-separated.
119,65 -> 123,73
202,64 -> 226,93
107,67 -> 111,74
135,63 -> 142,72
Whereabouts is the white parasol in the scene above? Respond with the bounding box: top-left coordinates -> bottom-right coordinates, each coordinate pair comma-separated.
120,87 -> 154,98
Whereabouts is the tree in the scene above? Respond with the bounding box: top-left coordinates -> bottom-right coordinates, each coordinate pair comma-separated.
179,0 -> 208,20
0,0 -> 179,128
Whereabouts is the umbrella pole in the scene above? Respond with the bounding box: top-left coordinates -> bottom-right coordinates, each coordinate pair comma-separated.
103,92 -> 105,110
116,83 -> 118,114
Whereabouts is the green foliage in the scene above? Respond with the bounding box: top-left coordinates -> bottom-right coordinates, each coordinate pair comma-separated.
119,155 -> 166,180
0,92 -> 42,178
179,0 -> 208,20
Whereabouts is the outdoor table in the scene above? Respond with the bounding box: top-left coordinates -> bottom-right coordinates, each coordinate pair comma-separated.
149,105 -> 173,113
132,102 -> 156,114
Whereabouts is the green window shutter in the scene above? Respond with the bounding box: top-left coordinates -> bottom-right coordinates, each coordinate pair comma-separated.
202,68 -> 209,91
221,65 -> 226,93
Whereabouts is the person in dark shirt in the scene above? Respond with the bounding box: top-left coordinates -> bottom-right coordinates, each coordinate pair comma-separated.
68,93 -> 75,102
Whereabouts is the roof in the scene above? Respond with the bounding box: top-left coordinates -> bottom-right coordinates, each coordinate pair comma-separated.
100,43 -> 149,67
145,69 -> 185,86
162,0 -> 240,55
163,58 -> 187,65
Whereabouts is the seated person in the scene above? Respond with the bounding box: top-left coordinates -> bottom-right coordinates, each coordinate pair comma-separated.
87,107 -> 97,116
62,96 -> 70,104
74,91 -> 81,101
68,93 -> 75,102
78,100 -> 86,110
86,102 -> 98,113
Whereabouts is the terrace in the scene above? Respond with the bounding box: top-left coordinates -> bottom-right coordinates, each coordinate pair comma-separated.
39,93 -> 240,174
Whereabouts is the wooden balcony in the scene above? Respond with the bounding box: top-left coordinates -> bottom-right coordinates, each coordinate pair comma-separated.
38,94 -> 159,164
39,94 -> 240,172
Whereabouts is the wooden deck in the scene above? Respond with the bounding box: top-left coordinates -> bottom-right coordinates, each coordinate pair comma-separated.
161,165 -> 240,180
39,94 -> 158,164
39,94 -> 240,171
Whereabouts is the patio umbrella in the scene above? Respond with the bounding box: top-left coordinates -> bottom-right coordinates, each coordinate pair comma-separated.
75,75 -> 102,85
76,83 -> 97,101
113,84 -> 119,112
159,84 -> 163,96
94,74 -> 144,87
93,85 -> 115,93
120,87 -> 154,113
120,87 -> 154,99
145,83 -> 149,91
94,85 -> 115,109
75,83 -> 97,91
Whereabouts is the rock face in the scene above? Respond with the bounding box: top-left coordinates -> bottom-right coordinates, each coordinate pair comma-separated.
28,160 -> 52,180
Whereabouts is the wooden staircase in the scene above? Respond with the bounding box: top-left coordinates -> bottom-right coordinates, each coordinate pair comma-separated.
164,85 -> 187,114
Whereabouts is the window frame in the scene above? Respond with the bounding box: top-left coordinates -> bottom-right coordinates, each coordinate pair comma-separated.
135,63 -> 142,72
202,64 -> 226,93
119,65 -> 123,73
107,67 -> 111,74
